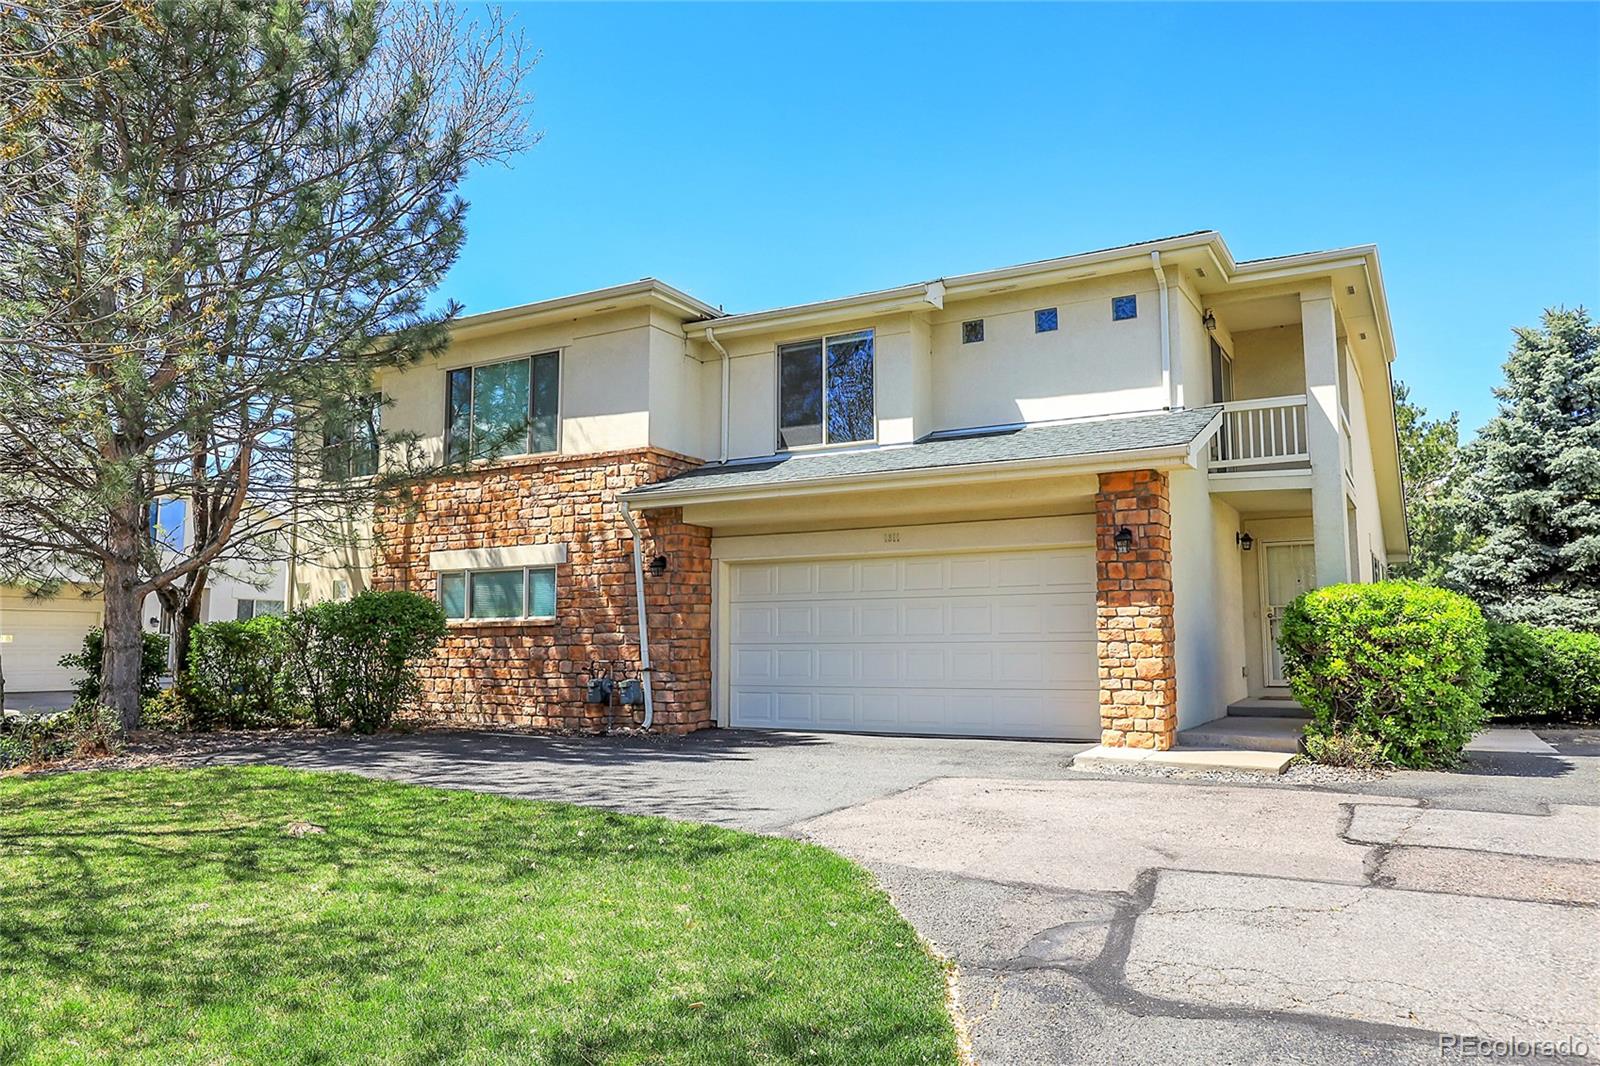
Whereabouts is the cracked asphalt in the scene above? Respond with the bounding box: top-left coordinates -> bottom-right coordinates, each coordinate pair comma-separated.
166,725 -> 1600,1064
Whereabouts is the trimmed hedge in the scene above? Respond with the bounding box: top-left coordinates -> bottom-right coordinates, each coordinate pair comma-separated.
165,590 -> 446,734
184,616 -> 300,730
1485,622 -> 1600,723
1279,581 -> 1490,769
284,591 -> 447,732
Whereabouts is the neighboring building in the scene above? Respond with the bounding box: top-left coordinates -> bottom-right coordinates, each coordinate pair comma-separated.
0,499 -> 291,699
323,230 -> 1406,750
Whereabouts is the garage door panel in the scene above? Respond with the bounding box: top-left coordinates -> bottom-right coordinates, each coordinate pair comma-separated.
817,605 -> 854,637
728,548 -> 1098,739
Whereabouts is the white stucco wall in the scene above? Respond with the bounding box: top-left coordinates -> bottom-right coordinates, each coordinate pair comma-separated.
1169,468 -> 1247,728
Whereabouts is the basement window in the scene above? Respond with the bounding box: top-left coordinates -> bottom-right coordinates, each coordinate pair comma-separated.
439,566 -> 557,621
961,319 -> 985,344
1112,295 -> 1138,321
1034,308 -> 1058,333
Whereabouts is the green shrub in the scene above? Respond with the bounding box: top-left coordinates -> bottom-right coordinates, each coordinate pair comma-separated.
185,616 -> 301,730
59,627 -> 169,704
1300,730 -> 1390,770
140,686 -> 193,731
1484,622 -> 1600,723
284,590 -> 447,732
1279,581 -> 1490,769
0,704 -> 125,770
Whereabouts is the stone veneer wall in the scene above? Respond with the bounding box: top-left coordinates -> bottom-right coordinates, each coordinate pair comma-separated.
1095,469 -> 1177,749
372,448 -> 712,734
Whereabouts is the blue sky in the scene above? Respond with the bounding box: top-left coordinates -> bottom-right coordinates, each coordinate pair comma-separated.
444,2 -> 1599,435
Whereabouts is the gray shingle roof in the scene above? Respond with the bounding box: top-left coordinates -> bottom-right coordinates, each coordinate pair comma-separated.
628,406 -> 1221,500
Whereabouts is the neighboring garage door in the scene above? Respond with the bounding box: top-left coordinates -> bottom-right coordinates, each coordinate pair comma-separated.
727,547 -> 1098,739
0,590 -> 103,693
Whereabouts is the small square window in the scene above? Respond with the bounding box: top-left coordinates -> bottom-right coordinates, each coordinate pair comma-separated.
1034,308 -> 1058,333
961,320 -> 984,344
1112,295 -> 1138,321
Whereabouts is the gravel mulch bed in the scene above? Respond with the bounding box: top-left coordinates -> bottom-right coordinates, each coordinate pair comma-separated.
1072,758 -> 1390,788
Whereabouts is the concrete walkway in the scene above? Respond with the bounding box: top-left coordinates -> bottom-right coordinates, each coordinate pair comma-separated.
163,726 -> 1600,1064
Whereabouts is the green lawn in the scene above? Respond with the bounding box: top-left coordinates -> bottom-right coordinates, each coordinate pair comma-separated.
0,768 -> 957,1064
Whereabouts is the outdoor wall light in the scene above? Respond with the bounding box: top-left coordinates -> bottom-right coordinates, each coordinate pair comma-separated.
648,554 -> 668,577
1114,526 -> 1135,553
1237,531 -> 1255,551
1202,309 -> 1217,333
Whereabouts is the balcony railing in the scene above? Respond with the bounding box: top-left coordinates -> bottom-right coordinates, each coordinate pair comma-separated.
1208,395 -> 1310,470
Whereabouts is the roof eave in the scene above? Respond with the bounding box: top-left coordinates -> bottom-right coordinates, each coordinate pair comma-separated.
682,232 -> 1228,340
449,279 -> 720,342
623,441 -> 1204,510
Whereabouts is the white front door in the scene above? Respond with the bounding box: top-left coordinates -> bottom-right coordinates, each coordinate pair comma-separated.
725,547 -> 1099,739
1262,542 -> 1317,687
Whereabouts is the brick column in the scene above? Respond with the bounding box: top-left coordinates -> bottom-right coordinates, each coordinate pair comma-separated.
1095,469 -> 1177,749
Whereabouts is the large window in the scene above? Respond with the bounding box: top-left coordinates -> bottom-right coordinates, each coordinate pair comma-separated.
777,330 -> 874,449
147,497 -> 186,550
236,598 -> 285,621
322,394 -> 381,480
445,352 -> 560,463
438,566 -> 557,621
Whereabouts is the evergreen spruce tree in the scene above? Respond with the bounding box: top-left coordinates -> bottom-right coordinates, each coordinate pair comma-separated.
0,1 -> 535,725
1449,308 -> 1600,628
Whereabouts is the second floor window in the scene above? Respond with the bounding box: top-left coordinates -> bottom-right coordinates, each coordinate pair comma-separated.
778,329 -> 874,449
322,393 -> 381,480
446,351 -> 560,463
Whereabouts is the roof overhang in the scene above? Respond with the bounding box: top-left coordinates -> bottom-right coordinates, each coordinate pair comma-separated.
623,437 -> 1211,512
448,279 -> 719,344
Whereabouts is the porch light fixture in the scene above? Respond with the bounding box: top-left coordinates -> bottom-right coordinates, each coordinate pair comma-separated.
1114,526 -> 1135,553
648,554 -> 669,577
1202,309 -> 1217,333
1237,531 -> 1255,551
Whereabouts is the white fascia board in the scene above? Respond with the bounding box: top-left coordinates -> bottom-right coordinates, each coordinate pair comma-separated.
682,233 -> 1228,341
449,281 -> 719,343
429,543 -> 567,572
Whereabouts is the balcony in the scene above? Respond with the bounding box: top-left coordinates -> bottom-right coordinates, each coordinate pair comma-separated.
1207,395 -> 1311,473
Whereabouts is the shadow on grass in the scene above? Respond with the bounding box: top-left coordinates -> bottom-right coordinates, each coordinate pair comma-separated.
0,767 -> 956,1064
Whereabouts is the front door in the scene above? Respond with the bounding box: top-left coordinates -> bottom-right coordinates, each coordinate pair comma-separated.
1262,542 -> 1316,687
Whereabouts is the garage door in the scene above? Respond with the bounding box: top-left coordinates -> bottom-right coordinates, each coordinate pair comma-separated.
0,589 -> 102,694
727,547 -> 1098,739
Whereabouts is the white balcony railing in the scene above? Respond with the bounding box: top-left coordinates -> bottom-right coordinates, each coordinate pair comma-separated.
1208,395 -> 1311,470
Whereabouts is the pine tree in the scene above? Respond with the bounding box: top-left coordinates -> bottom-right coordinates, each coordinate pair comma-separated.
0,0 -> 535,725
1449,308 -> 1600,629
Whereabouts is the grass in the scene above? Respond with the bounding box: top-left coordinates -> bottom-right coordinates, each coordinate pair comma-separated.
0,768 -> 958,1064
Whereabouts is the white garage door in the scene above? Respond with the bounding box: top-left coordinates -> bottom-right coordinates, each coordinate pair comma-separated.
727,547 -> 1098,739
0,590 -> 102,693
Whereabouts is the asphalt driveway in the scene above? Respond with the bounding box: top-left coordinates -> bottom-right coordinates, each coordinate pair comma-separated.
175,726 -> 1600,1064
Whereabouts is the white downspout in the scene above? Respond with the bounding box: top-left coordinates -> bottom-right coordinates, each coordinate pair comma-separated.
617,498 -> 655,730
1151,250 -> 1175,409
706,326 -> 731,463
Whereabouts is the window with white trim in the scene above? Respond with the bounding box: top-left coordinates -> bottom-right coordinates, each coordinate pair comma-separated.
445,352 -> 560,462
236,598 -> 285,621
438,566 -> 557,621
777,330 -> 874,449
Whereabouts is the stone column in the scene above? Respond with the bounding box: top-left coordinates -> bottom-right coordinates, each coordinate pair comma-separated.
1096,469 -> 1177,750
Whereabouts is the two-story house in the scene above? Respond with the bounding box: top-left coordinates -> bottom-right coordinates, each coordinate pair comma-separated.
333,230 -> 1405,751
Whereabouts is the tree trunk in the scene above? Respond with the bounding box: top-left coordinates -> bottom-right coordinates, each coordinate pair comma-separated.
100,563 -> 145,731
169,571 -> 207,681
